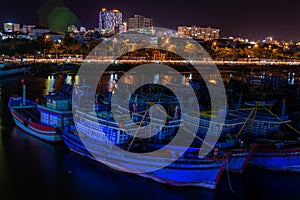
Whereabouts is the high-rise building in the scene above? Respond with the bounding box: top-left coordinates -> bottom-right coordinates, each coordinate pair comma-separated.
3,23 -> 20,32
79,27 -> 87,33
68,25 -> 79,33
99,8 -> 122,34
178,25 -> 220,40
128,14 -> 153,31
20,25 -> 36,33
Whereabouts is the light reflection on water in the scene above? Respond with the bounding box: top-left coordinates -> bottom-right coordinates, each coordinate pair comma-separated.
45,75 -> 55,93
44,74 -> 81,95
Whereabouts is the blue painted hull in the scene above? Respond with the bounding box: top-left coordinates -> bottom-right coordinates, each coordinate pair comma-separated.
151,144 -> 253,174
248,146 -> 300,172
61,130 -> 226,189
226,150 -> 252,174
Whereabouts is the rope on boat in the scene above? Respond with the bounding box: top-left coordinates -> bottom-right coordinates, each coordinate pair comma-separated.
190,107 -> 253,116
154,104 -> 215,149
225,154 -> 235,193
236,106 -> 256,138
181,126 -> 214,149
155,103 -> 235,193
128,109 -> 149,150
262,106 -> 300,136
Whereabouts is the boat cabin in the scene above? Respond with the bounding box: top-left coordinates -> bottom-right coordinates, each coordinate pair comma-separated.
38,91 -> 73,128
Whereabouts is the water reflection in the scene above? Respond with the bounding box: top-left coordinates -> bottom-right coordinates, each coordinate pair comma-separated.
288,72 -> 295,85
44,74 -> 82,94
46,75 -> 55,93
62,152 -> 216,200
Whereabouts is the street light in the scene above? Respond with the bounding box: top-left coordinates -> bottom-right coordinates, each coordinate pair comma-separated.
231,45 -> 235,62
212,41 -> 217,50
44,35 -> 50,58
55,39 -> 62,64
253,44 -> 259,62
268,45 -> 273,60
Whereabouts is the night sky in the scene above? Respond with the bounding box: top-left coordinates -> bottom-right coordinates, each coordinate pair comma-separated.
1,0 -> 300,41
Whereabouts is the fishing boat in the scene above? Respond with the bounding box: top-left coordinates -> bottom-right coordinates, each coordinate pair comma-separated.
233,100 -> 300,172
61,84 -> 228,190
8,80 -> 73,142
246,74 -> 290,87
183,110 -> 255,174
61,121 -> 227,189
248,139 -> 300,172
0,63 -> 32,76
181,93 -> 293,173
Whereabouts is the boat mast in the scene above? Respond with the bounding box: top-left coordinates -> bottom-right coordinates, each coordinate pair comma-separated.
22,79 -> 26,106
149,106 -> 153,142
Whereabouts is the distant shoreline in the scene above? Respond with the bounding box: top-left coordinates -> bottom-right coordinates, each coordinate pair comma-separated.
1,61 -> 300,79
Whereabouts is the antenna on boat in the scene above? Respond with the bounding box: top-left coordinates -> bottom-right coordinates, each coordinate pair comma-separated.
281,96 -> 286,118
235,92 -> 243,109
21,79 -> 26,106
149,106 -> 153,141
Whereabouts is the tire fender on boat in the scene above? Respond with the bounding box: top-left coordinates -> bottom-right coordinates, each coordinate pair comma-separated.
23,120 -> 28,127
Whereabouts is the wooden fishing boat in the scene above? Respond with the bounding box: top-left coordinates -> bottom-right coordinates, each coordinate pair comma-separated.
61,110 -> 227,190
237,101 -> 300,172
248,140 -> 300,172
8,81 -> 73,142
183,111 -> 255,174
61,83 -> 228,190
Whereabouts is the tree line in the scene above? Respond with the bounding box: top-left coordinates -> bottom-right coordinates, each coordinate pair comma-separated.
1,34 -> 300,61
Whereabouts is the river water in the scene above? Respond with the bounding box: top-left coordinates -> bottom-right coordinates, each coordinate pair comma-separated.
0,74 -> 300,199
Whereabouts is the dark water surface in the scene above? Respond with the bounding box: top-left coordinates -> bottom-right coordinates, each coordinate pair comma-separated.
1,74 -> 300,200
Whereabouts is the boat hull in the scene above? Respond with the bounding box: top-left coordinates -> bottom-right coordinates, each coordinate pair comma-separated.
248,146 -> 300,172
10,108 -> 62,142
225,146 -> 254,174
61,130 -> 226,190
140,164 -> 224,189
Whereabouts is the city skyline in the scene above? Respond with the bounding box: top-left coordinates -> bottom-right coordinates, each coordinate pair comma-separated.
1,0 -> 300,41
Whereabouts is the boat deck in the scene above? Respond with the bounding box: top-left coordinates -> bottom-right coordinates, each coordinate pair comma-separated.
14,107 -> 41,123
9,97 -> 36,108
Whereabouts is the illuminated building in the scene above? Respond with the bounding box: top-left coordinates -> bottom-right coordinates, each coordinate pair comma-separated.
178,25 -> 220,40
3,23 -> 20,32
128,14 -> 153,31
19,25 -> 36,33
31,26 -> 50,38
67,25 -> 79,33
43,32 -> 64,43
99,8 -> 123,34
